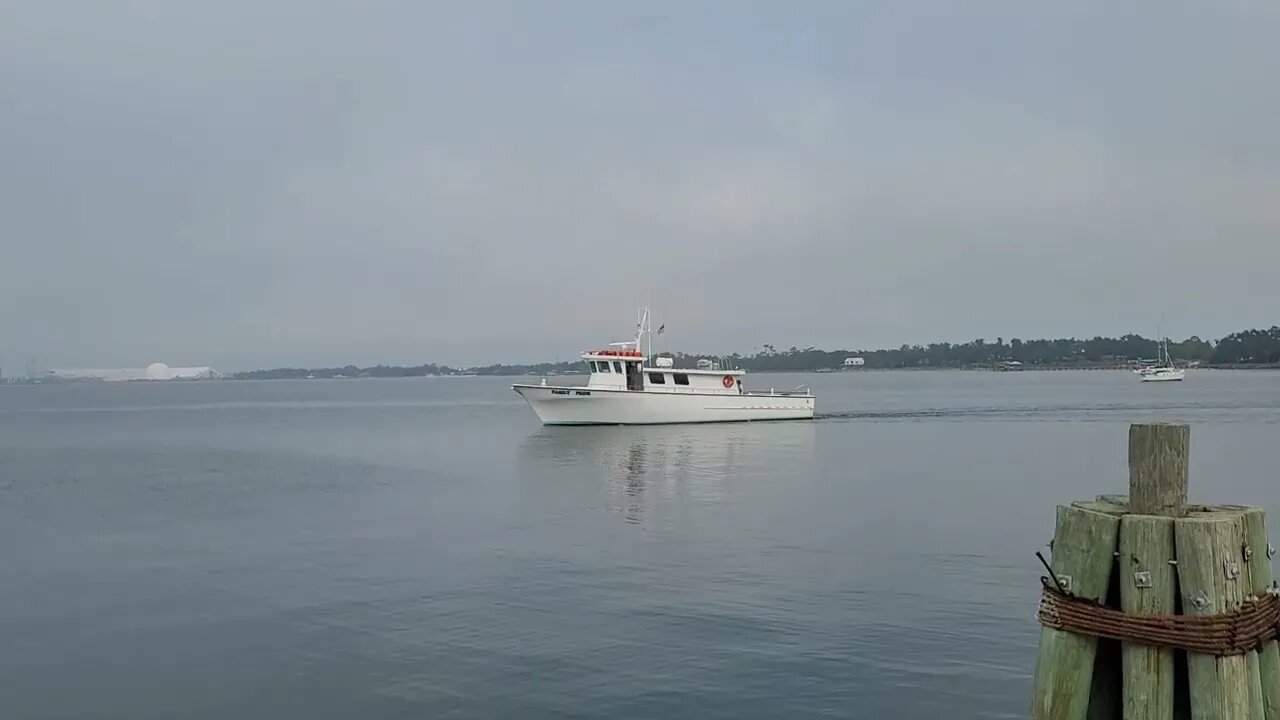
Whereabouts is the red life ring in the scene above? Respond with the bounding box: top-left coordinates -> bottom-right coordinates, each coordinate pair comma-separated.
722,375 -> 735,389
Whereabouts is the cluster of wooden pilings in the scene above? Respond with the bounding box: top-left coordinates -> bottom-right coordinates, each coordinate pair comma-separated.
1032,422 -> 1280,720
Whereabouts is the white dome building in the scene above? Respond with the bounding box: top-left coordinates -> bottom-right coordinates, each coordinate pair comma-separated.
45,363 -> 221,382
145,362 -> 174,380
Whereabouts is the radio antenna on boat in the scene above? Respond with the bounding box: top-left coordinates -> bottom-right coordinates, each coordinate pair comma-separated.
646,288 -> 652,360
634,306 -> 650,357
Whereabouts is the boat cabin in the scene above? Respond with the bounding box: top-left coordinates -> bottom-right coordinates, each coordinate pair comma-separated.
581,349 -> 743,394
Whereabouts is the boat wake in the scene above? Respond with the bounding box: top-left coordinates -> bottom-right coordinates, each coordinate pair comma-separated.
816,401 -> 1274,422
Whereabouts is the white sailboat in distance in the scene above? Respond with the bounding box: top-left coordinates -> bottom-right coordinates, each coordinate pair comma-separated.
1137,336 -> 1185,382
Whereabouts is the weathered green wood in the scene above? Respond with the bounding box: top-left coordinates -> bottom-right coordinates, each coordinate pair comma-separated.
1242,507 -> 1280,720
1119,514 -> 1177,720
1175,512 -> 1263,720
1129,423 -> 1189,517
1033,505 -> 1122,720
1075,499 -> 1129,516
1250,655 -> 1267,720
1098,494 -> 1131,509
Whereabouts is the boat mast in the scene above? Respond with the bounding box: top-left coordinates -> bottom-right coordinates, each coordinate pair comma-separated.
645,307 -> 650,360
1158,315 -> 1170,366
646,288 -> 652,361
635,306 -> 649,356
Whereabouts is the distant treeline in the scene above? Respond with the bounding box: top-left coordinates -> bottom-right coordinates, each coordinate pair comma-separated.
700,327 -> 1280,370
234,363 -> 453,380
231,326 -> 1280,378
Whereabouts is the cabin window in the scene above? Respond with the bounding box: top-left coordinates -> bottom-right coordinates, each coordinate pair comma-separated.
613,361 -> 623,373
588,361 -> 598,372
648,373 -> 666,384
673,373 -> 690,385
598,361 -> 610,373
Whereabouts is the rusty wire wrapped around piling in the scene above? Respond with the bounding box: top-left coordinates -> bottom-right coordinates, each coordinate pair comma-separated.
1036,578 -> 1280,656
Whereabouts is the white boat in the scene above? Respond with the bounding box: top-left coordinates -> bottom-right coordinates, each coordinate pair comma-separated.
512,310 -> 815,425
1139,366 -> 1185,382
1138,337 -> 1185,382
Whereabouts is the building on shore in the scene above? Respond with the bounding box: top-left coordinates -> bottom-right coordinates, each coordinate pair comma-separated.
44,362 -> 221,382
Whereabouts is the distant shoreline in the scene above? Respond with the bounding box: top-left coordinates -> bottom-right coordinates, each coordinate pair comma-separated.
7,364 -> 1277,385
222,363 -> 1277,380
221,327 -> 1277,379
8,326 -> 1276,383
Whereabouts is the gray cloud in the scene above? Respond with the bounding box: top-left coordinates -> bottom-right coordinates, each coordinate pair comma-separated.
2,1 -> 1277,370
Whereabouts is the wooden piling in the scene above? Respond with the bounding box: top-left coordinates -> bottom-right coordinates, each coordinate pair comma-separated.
1118,423 -> 1185,720
1128,423 -> 1189,518
1032,505 -> 1121,720
1033,422 -> 1276,720
1075,497 -> 1128,517
1243,507 -> 1280,720
1175,512 -> 1263,720
1119,514 -> 1177,720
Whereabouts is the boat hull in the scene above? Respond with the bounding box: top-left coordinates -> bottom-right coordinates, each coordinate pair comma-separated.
1139,369 -> 1186,382
512,384 -> 814,425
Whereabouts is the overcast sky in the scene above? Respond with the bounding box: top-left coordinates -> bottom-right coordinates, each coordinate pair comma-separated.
2,2 -> 1277,370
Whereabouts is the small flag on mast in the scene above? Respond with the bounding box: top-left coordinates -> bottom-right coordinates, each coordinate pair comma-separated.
657,323 -> 664,335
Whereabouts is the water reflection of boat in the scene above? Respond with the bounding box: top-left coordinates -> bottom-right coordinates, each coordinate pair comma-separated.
517,422 -> 817,523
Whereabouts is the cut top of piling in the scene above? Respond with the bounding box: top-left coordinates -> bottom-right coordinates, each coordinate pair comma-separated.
1128,422 -> 1190,517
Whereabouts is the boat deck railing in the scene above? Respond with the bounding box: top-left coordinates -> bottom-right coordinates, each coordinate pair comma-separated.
629,385 -> 812,397
742,385 -> 812,397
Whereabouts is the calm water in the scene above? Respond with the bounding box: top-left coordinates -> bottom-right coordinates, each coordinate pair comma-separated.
2,370 -> 1278,719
